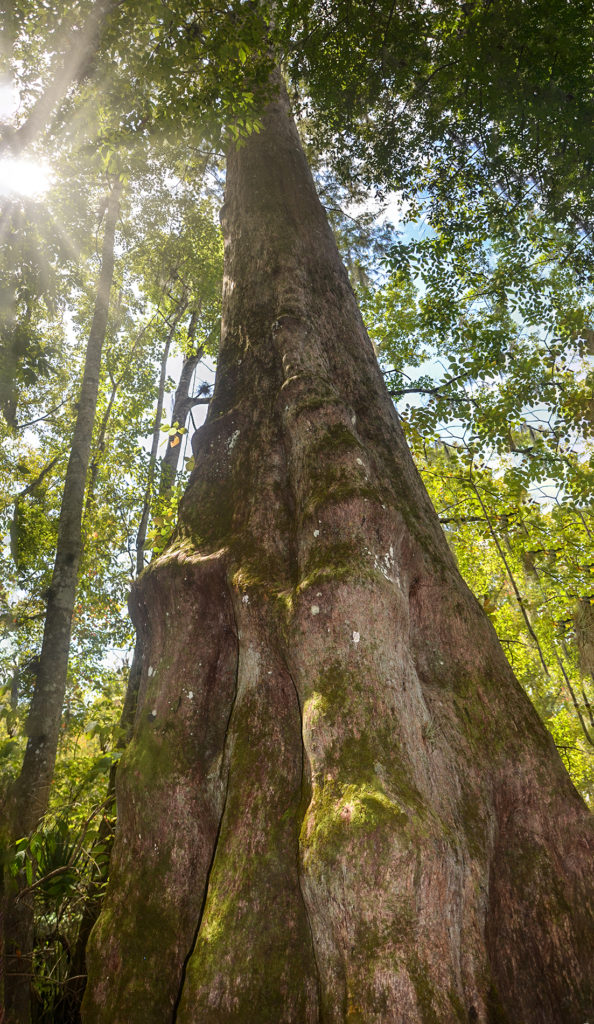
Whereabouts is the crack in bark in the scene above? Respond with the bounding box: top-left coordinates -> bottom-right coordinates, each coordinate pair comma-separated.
170,590 -> 241,1023
284,657 -> 324,1024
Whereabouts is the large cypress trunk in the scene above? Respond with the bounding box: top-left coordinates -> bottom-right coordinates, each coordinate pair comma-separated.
82,83 -> 593,1024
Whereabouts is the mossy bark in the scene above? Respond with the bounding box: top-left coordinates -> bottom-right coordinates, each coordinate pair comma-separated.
83,80 -> 593,1024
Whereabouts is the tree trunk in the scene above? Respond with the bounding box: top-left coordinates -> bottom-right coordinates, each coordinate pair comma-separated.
159,312 -> 204,498
134,300 -> 187,576
2,178 -> 121,1024
82,82 -> 593,1024
66,316 -> 212,1019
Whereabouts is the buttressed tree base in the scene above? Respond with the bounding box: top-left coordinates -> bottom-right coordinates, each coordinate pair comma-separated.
83,82 -> 594,1024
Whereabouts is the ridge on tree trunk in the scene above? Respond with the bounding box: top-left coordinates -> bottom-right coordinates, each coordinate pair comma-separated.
82,79 -> 594,1024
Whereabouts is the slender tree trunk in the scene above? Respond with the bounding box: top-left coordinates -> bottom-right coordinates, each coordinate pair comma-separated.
159,311 -> 204,498
83,83 -> 593,1024
2,178 -> 121,1024
134,301 -> 187,576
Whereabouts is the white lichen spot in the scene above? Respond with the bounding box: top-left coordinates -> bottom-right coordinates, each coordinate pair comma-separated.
148,666 -> 154,677
352,631 -> 360,644
152,708 -> 157,716
356,457 -> 363,466
242,593 -> 249,604
311,605 -> 320,616
188,691 -> 194,700
228,429 -> 240,451
313,529 -> 320,538
351,414 -> 356,425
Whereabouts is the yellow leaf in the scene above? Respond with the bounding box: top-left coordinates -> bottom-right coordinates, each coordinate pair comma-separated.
170,436 -> 180,447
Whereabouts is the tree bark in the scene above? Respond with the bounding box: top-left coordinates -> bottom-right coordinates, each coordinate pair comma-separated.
82,83 -> 593,1024
159,311 -> 205,498
134,300 -> 187,576
2,178 -> 121,1024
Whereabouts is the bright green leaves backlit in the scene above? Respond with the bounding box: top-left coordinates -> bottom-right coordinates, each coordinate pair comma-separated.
418,448 -> 594,801
377,186 -> 594,503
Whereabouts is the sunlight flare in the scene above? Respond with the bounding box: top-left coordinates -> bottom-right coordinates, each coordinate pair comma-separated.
0,156 -> 53,198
